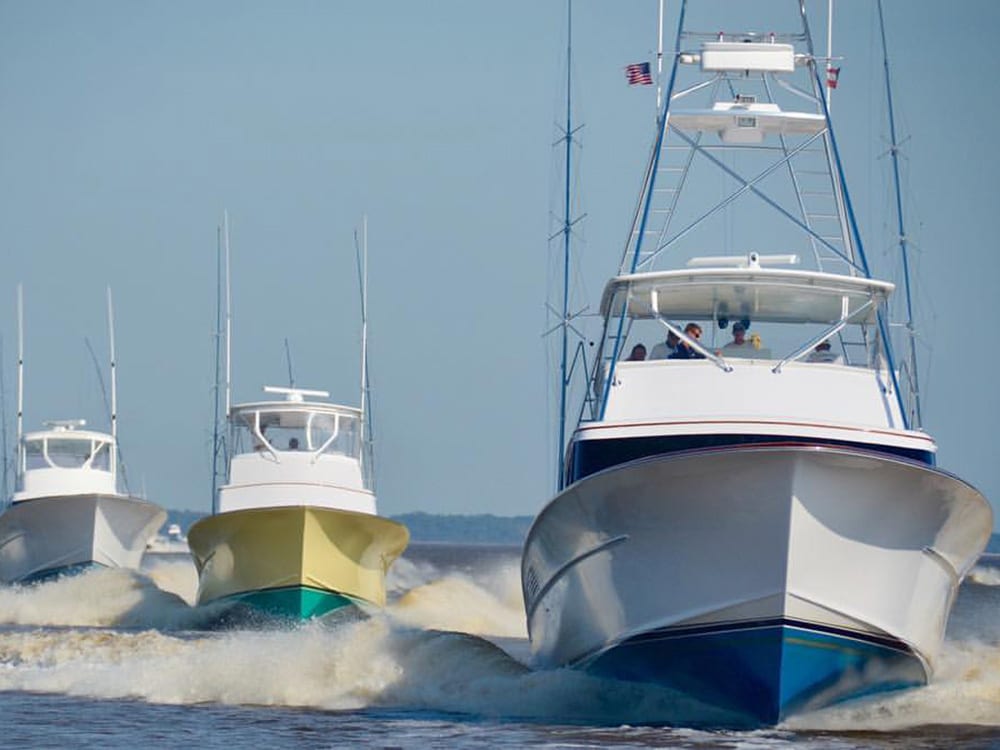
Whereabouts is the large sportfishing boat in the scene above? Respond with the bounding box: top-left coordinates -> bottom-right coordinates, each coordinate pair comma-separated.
187,220 -> 408,620
0,289 -> 165,584
521,2 -> 993,725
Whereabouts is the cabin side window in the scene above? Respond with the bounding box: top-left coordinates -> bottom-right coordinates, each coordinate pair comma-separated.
90,441 -> 111,471
24,439 -> 45,470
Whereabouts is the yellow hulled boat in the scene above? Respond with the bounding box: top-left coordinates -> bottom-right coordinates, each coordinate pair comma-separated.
188,387 -> 409,619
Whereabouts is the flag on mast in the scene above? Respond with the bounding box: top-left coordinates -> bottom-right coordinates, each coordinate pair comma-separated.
625,61 -> 653,86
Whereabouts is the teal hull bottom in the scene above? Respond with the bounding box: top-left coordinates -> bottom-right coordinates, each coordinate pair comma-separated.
215,585 -> 364,622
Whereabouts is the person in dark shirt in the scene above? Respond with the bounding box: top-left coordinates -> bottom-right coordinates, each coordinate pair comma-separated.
669,322 -> 706,360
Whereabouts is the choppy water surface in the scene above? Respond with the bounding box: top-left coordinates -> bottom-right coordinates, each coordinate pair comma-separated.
1,541 -> 998,748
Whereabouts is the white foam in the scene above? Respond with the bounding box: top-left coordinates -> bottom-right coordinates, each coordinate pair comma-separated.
784,639 -> 1000,730
0,567 -> 209,630
968,564 -> 1000,587
0,619 -> 739,724
389,559 -> 526,638
3,551 -> 995,728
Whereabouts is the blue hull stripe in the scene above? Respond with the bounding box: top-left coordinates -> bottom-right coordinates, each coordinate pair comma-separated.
584,619 -> 927,725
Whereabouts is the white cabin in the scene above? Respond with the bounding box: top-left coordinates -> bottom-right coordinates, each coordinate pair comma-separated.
217,387 -> 375,515
13,420 -> 119,502
592,260 -> 927,452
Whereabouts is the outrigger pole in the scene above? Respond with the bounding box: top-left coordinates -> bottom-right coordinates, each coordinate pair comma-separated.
224,211 -> 233,419
877,0 -> 922,428
825,0 -> 834,111
556,0 -> 574,486
0,336 -> 7,502
107,287 -> 117,443
16,285 -> 23,488
211,223 -> 224,510
355,215 -> 375,490
106,286 -> 130,493
211,212 -> 233,513
655,0 -> 665,114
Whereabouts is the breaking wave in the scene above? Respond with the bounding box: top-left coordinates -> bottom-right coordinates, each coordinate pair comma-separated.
0,550 -> 997,729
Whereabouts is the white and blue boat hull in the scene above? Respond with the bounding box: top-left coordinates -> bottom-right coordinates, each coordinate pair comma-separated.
521,445 -> 991,725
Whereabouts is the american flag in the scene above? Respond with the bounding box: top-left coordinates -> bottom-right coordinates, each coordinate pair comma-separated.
625,61 -> 653,86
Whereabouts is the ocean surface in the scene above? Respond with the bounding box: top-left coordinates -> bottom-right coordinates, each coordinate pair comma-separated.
1,537 -> 998,749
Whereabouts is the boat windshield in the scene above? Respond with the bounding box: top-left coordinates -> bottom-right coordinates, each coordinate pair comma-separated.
23,436 -> 112,471
233,408 -> 361,459
601,270 -> 891,370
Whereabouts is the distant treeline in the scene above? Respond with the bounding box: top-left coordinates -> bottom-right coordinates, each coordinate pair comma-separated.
390,512 -> 533,545
161,509 -> 533,545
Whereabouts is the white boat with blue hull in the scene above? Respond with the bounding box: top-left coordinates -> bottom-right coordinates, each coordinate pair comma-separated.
523,1 -> 993,726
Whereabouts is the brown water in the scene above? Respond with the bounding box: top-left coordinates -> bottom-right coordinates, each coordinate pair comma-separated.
0,542 -> 998,748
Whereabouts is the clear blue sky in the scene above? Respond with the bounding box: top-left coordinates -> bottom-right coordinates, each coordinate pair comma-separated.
1,1 -> 997,528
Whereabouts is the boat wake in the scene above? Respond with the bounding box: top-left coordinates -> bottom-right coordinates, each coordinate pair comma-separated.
0,565 -> 208,630
968,555 -> 1000,586
783,639 -> 1000,731
387,556 -> 526,638
0,557 -> 996,729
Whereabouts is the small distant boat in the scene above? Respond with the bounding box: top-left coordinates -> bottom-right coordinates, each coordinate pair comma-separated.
0,288 -> 166,584
146,522 -> 189,554
187,217 -> 408,619
522,2 -> 993,726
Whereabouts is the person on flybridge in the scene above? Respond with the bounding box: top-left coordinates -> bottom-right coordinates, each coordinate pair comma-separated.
721,322 -> 750,353
625,344 -> 647,361
807,340 -> 842,363
649,330 -> 680,360
668,323 -> 706,360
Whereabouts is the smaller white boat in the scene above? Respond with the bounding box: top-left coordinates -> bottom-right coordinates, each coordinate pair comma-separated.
0,288 -> 166,584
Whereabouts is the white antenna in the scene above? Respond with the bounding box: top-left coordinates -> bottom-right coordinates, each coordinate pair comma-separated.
825,0 -> 834,111
655,0 -> 665,113
224,210 -> 233,417
107,286 -> 118,442
15,284 -> 23,481
360,214 -> 369,419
